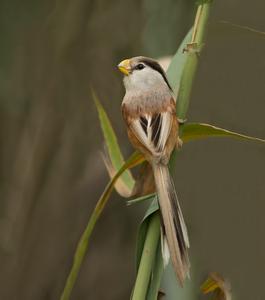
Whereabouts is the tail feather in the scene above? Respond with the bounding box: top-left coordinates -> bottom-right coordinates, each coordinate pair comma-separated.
152,163 -> 190,285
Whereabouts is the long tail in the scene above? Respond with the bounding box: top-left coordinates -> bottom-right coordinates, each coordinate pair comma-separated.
152,163 -> 190,285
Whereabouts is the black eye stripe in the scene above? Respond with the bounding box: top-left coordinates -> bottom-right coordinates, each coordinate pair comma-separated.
138,58 -> 172,91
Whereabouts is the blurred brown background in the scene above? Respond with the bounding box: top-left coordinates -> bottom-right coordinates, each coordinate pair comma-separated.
0,0 -> 264,299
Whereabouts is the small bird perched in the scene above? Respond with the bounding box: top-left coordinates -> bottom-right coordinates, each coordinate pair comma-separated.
118,56 -> 190,285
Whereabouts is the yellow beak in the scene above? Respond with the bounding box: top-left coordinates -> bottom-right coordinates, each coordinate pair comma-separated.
117,59 -> 131,75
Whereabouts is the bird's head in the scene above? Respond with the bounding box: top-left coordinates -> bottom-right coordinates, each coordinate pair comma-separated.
117,56 -> 172,92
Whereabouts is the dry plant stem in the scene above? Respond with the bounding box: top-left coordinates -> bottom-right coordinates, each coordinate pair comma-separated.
60,152 -> 143,300
134,2 -> 213,299
131,213 -> 161,300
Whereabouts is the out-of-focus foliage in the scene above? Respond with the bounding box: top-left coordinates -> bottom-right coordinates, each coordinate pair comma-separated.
201,272 -> 232,300
143,0 -> 195,57
0,1 -> 147,299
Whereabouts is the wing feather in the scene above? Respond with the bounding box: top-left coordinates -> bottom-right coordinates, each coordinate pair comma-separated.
130,116 -> 156,154
130,111 -> 172,157
157,112 -> 172,152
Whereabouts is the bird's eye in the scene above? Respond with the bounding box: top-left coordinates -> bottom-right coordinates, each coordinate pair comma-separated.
135,63 -> 145,70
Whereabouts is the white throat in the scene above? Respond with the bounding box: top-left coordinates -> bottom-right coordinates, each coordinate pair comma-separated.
123,67 -> 169,93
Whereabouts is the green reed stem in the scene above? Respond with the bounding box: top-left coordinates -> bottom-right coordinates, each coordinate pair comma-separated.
131,213 -> 161,300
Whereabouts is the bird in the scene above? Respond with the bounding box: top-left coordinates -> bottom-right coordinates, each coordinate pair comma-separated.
117,56 -> 190,285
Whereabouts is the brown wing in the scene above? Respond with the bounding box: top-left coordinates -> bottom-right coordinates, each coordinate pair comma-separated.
122,98 -> 178,162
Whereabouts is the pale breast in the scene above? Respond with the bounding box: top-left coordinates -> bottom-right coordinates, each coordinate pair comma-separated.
122,88 -> 174,118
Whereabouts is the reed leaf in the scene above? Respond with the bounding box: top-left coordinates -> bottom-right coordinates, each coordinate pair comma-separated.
182,122 -> 265,143
166,28 -> 193,96
92,90 -> 135,196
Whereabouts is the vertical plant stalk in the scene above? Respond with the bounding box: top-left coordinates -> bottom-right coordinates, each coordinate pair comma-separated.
131,214 -> 161,300
177,1 -> 211,119
133,1 -> 213,299
146,243 -> 164,300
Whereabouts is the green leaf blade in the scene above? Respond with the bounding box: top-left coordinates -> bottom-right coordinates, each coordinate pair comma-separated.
92,90 -> 135,193
182,123 -> 265,143
167,28 -> 193,96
